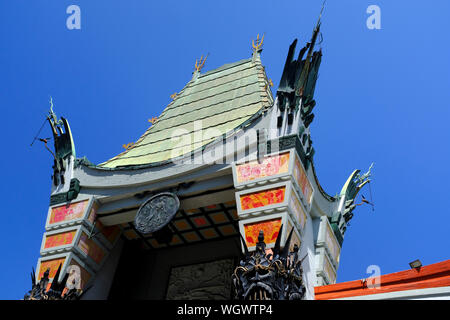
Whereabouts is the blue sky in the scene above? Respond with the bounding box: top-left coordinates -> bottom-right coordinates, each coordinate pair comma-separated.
1,1 -> 449,299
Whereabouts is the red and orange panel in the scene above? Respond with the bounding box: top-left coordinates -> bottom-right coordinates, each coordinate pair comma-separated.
45,197 -> 98,231
235,181 -> 294,218
238,212 -> 300,252
233,151 -> 291,185
36,252 -> 94,290
40,225 -> 109,271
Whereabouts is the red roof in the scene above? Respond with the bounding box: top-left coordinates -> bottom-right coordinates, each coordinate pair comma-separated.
315,259 -> 450,300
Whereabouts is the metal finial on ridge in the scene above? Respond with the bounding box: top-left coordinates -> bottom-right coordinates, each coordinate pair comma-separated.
252,33 -> 265,53
194,54 -> 208,73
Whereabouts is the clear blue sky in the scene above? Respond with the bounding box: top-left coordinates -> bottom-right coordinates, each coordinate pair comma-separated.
1,1 -> 449,299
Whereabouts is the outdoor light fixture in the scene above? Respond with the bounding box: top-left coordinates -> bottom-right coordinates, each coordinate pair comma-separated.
409,259 -> 422,269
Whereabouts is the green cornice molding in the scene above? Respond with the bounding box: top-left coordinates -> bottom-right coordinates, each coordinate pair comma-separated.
50,178 -> 81,206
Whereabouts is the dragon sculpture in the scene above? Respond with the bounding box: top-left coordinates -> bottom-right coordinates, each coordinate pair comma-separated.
232,226 -> 306,300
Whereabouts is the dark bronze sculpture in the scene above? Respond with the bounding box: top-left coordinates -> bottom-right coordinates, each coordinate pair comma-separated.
232,226 -> 306,300
24,264 -> 86,300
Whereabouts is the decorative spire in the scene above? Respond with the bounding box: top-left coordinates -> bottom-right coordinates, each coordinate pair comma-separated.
194,55 -> 208,72
296,2 -> 325,97
48,96 -> 63,135
30,97 -> 77,186
192,54 -> 208,80
252,33 -> 265,60
252,33 -> 264,52
276,2 -> 325,134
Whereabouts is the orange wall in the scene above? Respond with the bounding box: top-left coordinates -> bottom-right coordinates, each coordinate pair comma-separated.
315,259 -> 450,300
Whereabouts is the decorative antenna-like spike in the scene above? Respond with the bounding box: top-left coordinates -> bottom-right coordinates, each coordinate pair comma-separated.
31,268 -> 36,286
296,3 -> 325,95
50,263 -> 63,291
195,54 -> 208,72
297,45 -> 308,62
252,33 -> 265,53
281,227 -> 294,259
61,269 -> 70,286
273,224 -> 284,256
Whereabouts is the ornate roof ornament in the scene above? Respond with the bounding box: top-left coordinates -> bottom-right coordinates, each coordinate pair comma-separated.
264,78 -> 274,91
192,54 -> 208,81
122,142 -> 135,150
339,162 -> 375,224
48,96 -> 63,130
341,162 -> 374,201
252,33 -> 265,54
277,3 -> 325,129
35,97 -> 77,186
148,117 -> 158,125
232,226 -> 306,300
23,264 -> 87,300
194,54 -> 208,73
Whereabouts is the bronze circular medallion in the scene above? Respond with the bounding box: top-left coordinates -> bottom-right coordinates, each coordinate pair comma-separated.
134,192 -> 180,234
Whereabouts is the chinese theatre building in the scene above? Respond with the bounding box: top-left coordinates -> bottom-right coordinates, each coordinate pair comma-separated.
25,17 -> 375,300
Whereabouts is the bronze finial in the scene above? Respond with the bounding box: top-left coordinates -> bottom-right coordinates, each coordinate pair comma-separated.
264,79 -> 274,91
195,54 -> 208,72
252,33 -> 265,53
170,92 -> 177,100
123,142 -> 135,150
148,117 -> 158,125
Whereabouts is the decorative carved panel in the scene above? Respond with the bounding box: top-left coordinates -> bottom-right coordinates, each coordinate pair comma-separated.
166,259 -> 234,300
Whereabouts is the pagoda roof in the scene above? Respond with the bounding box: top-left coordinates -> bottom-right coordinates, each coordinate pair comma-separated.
99,56 -> 273,168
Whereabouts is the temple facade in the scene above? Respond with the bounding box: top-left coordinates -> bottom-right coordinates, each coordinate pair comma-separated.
25,19 -> 374,300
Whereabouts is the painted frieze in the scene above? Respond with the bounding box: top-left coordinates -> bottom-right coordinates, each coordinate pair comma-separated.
47,200 -> 89,227
243,217 -> 282,248
235,152 -> 290,184
238,213 -> 295,251
240,186 -> 286,211
236,181 -> 294,217
293,156 -> 314,206
43,230 -> 77,250
288,189 -> 308,233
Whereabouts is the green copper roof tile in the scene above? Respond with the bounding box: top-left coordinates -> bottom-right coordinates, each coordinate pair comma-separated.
99,56 -> 272,168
